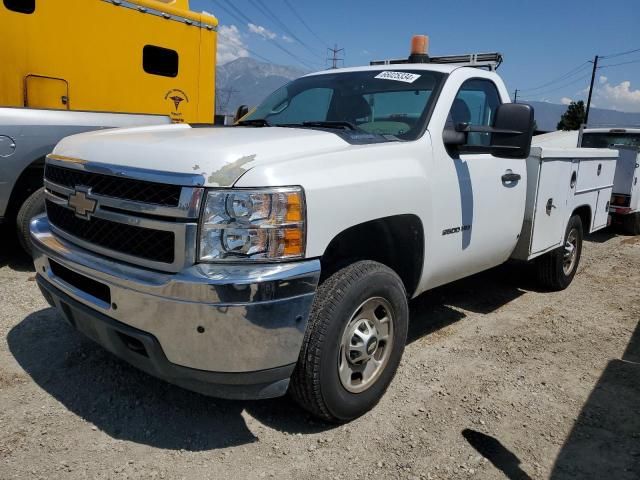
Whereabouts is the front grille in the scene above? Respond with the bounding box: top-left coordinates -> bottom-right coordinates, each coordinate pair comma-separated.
46,200 -> 175,264
45,164 -> 182,207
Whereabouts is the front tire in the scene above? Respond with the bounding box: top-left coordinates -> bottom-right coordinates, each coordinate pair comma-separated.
290,261 -> 409,423
536,214 -> 583,291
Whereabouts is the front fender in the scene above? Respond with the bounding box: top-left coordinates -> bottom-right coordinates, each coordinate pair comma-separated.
234,138 -> 434,259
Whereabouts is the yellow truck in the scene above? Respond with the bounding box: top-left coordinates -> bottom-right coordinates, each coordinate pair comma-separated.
0,0 -> 217,253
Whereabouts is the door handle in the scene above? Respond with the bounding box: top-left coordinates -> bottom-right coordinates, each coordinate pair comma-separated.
546,198 -> 556,215
501,172 -> 521,182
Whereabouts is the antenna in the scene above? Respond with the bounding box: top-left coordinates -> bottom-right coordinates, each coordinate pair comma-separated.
327,44 -> 344,69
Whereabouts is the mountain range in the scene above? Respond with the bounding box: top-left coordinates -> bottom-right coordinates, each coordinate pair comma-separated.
216,57 -> 306,113
216,57 -> 640,131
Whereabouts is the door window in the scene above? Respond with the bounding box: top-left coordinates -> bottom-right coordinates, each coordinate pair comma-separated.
143,45 -> 179,78
4,0 -> 35,14
447,79 -> 501,149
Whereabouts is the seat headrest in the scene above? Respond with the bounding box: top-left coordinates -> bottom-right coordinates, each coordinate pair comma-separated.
451,98 -> 471,125
330,95 -> 371,121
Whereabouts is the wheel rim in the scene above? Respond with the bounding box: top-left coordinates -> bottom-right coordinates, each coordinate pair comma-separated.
338,297 -> 394,394
563,228 -> 579,275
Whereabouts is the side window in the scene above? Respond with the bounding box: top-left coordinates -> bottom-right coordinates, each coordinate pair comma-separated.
4,0 -> 35,14
447,79 -> 501,148
143,45 -> 179,78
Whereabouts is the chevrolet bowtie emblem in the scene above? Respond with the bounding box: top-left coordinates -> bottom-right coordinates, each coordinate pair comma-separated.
67,188 -> 97,220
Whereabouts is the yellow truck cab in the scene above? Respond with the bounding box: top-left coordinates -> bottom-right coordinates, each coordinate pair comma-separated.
0,0 -> 217,252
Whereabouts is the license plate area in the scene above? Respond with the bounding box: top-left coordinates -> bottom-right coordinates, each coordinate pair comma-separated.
49,259 -> 111,305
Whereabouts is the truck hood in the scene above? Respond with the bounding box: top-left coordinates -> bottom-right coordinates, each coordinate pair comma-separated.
52,124 -> 352,186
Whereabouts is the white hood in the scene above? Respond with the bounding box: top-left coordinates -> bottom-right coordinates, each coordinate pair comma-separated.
53,124 -> 351,186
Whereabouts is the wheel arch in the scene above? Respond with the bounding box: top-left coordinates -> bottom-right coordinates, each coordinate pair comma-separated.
572,204 -> 592,233
319,214 -> 425,297
6,155 -> 47,219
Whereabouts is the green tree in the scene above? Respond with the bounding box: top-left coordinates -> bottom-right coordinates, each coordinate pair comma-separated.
557,100 -> 586,130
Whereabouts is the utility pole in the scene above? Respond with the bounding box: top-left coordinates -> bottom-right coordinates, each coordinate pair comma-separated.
513,89 -> 518,103
326,44 -> 344,69
216,86 -> 239,114
585,55 -> 599,126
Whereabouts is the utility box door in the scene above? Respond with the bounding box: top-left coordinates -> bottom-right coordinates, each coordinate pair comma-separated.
530,159 -> 573,254
24,75 -> 69,110
612,147 -> 637,195
594,188 -> 613,229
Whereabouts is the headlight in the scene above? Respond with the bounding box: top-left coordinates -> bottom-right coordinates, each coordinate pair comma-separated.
198,187 -> 305,262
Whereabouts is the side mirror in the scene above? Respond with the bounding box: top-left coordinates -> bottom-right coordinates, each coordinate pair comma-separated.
234,104 -> 249,123
490,103 -> 534,159
443,128 -> 466,146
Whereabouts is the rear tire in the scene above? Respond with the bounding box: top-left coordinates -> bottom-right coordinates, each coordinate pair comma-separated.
622,212 -> 640,236
16,187 -> 45,256
536,214 -> 583,291
290,260 -> 408,423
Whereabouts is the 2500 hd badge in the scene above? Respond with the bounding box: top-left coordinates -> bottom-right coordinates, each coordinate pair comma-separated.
442,224 -> 471,236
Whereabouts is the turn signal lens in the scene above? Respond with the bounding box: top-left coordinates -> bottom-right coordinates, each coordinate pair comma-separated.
283,228 -> 303,256
285,192 -> 302,222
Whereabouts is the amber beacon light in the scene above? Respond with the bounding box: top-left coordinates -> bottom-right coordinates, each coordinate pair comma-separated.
409,35 -> 430,63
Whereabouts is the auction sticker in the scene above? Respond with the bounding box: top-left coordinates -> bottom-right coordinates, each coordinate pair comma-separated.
374,71 -> 421,83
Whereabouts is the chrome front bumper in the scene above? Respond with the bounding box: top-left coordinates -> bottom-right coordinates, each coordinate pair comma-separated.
30,215 -> 320,399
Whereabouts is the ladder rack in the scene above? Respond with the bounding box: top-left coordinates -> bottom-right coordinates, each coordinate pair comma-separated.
370,52 -> 503,71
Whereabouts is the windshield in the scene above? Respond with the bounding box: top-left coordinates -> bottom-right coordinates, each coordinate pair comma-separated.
243,70 -> 445,141
581,132 -> 640,148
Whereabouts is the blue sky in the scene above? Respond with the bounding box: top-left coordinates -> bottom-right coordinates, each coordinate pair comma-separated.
192,0 -> 640,112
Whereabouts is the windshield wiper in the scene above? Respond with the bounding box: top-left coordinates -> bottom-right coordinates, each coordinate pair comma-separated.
302,121 -> 358,130
236,118 -> 271,127
277,121 -> 359,131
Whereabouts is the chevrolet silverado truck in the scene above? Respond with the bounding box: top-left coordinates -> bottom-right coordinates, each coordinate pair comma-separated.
30,38 -> 618,422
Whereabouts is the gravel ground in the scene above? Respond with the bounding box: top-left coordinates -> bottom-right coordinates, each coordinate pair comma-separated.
0,228 -> 638,480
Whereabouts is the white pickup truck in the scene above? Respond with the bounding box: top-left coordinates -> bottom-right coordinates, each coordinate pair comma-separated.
30,39 -> 617,422
581,128 -> 640,234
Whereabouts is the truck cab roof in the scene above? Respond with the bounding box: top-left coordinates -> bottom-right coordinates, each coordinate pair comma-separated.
304,63 -> 495,78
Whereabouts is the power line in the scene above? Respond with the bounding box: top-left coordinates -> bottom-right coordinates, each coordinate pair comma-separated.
600,47 -> 640,60
211,0 -> 319,70
270,41 -> 318,70
249,0 -> 324,60
216,29 -> 276,64
599,58 -> 640,69
517,73 -> 592,100
212,0 -> 253,25
283,0 -> 328,48
518,62 -> 591,93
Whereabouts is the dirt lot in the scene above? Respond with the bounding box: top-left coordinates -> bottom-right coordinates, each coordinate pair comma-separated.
0,228 -> 638,480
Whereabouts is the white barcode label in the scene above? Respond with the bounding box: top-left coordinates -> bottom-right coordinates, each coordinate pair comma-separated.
374,71 -> 421,83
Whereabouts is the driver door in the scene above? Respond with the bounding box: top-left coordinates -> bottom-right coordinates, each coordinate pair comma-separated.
429,78 -> 527,285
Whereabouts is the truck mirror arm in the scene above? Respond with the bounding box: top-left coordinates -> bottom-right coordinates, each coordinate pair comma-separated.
455,122 -> 525,135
